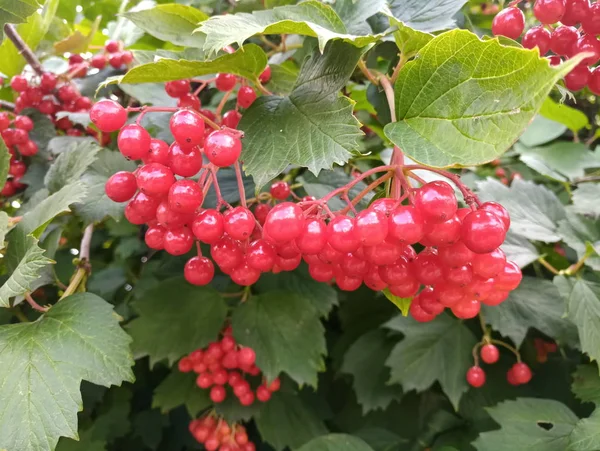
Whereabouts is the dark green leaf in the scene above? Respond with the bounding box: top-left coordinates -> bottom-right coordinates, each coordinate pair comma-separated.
197,0 -> 382,56
44,141 -> 101,193
333,0 -> 386,35
557,215 -> 600,271
153,370 -> 211,417
555,277 -> 600,366
384,30 -> 579,168
572,365 -> 600,405
501,231 -> 539,269
0,0 -> 40,40
122,4 -> 208,48
472,398 -> 578,451
569,410 -> 600,451
127,278 -> 228,366
385,314 -> 477,409
481,277 -> 578,347
476,178 -> 566,242
387,0 -> 467,32
255,391 -> 328,450
215,395 -> 263,423
268,63 -> 299,95
0,293 -> 134,451
295,434 -> 375,451
0,137 -> 10,192
540,96 -> 589,133
572,185 -> 600,218
341,330 -> 403,413
240,41 -> 364,187
232,291 -> 326,386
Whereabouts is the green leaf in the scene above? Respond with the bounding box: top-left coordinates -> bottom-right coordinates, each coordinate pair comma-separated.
73,150 -> 137,223
231,291 -> 326,386
120,83 -> 177,107
385,314 -> 477,409
0,293 -> 134,451
473,398 -> 578,451
384,30 -> 579,168
122,4 -> 208,48
387,0 -> 468,32
390,19 -> 433,58
572,365 -> 600,405
196,0 -> 383,56
295,434 -> 375,451
101,44 -> 267,88
55,111 -> 91,128
519,116 -> 567,148
554,277 -> 600,366
572,185 -> 600,218
0,238 -> 53,307
255,267 -> 338,317
0,211 -> 10,247
481,277 -> 578,348
382,288 -> 412,316
333,0 -> 387,35
127,277 -> 228,366
341,330 -> 403,413
44,141 -> 101,193
0,137 -> 10,192
501,230 -> 539,269
476,178 -> 566,242
569,410 -> 600,451
153,370 -> 211,417
0,0 -> 40,40
268,63 -> 299,95
239,41 -> 364,187
0,0 -> 58,77
215,394 -> 263,423
540,96 -> 589,133
255,391 -> 328,450
557,215 -> 600,271
515,142 -> 600,182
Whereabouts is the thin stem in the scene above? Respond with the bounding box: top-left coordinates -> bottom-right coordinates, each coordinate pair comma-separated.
60,224 -> 93,301
379,76 -> 397,123
538,256 -> 561,275
234,162 -> 247,208
4,24 -> 43,75
472,342 -> 482,366
390,53 -> 408,84
357,59 -> 380,86
489,338 -> 521,361
210,167 -> 231,209
24,293 -> 48,312
255,81 -> 273,96
11,307 -> 29,322
216,91 -> 232,118
574,175 -> 600,184
478,312 -> 488,336
259,35 -> 278,50
339,173 -> 393,215
566,252 -> 592,275
79,224 -> 94,261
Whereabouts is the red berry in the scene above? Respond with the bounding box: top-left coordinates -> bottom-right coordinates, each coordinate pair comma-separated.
165,80 -> 191,98
184,256 -> 215,285
589,67 -> 600,95
230,262 -> 261,286
40,72 -> 57,92
410,300 -> 436,322
178,357 -> 193,372
143,139 -> 170,165
105,39 -> 120,53
564,64 -> 591,91
264,202 -> 304,242
247,239 -> 277,272
451,299 -> 481,319
105,171 -> 137,202
438,241 -> 474,267
423,215 -> 462,247
495,261 -> 522,291
472,248 -> 506,279
414,181 -> 457,224
90,99 -> 127,132
388,206 -> 424,244
413,250 -> 443,285
168,143 -> 202,177
170,109 -> 205,149
309,262 -> 335,282
222,110 -> 242,128
136,163 -> 176,197
57,85 -> 79,103
461,210 -> 506,254
168,179 -> 203,214
582,2 -> 600,34
418,288 -> 445,316
239,392 -> 255,406
145,225 -> 166,250
211,237 -> 244,272
238,348 -> 256,367
192,209 -> 224,244
216,73 -> 237,91
295,217 -> 327,254
91,54 -> 107,69
443,264 -> 473,287
480,202 -> 510,231
9,160 -> 26,177
256,385 -> 271,402
224,206 -> 255,240
379,258 -> 412,286
550,26 -> 579,56
164,227 -> 194,255
534,0 -> 566,23
575,35 -> 600,66
237,86 -> 257,108
435,283 -> 465,307
563,0 -> 589,26
480,344 -> 500,364
492,7 -> 525,39
259,66 -> 271,83
204,130 -> 242,167
10,75 -> 28,92
126,192 -> 160,223
270,181 -> 290,200
209,385 -> 227,403
511,362 -> 532,384
466,366 -> 486,388
121,51 -> 133,64
522,26 -> 551,55
0,113 -> 9,131
235,431 -> 249,445
355,209 -> 388,246
327,216 -> 360,253
481,290 -> 510,307
177,93 -> 201,110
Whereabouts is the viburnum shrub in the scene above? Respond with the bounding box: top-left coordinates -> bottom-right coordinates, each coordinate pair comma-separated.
1,1 -> 600,451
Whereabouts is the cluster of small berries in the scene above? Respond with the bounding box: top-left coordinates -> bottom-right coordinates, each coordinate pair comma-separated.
492,0 -> 600,92
68,39 -> 133,78
467,343 -> 533,388
189,415 -> 256,451
178,327 -> 281,406
0,112 -> 35,196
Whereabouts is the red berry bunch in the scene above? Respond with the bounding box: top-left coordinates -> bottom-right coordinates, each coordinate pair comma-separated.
189,416 -> 256,451
492,0 -> 600,93
0,111 -> 37,196
467,343 -> 533,388
178,326 -> 281,406
70,39 -> 133,76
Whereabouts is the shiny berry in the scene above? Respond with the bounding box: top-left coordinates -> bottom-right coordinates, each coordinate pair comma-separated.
480,344 -> 500,364
105,171 -> 137,202
224,206 -> 255,240
492,7 -> 525,39
264,202 -> 303,242
185,256 -> 215,286
270,181 -> 290,200
192,209 -> 224,244
355,209 -> 388,246
164,227 -> 194,255
168,179 -> 203,214
237,86 -> 257,108
414,181 -> 457,224
550,26 -> 578,56
216,73 -> 237,91
522,26 -> 551,55
222,110 -> 242,128
466,366 -> 486,388
136,163 -> 175,197
461,210 -> 506,254
90,99 -> 127,132
168,143 -> 202,177
204,130 -> 242,167
165,80 -> 190,97
170,109 -> 205,149
533,0 -> 566,24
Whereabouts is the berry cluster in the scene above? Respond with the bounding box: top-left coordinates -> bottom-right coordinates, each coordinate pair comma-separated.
467,343 -> 533,388
0,112 -> 36,196
178,326 -> 280,406
189,416 -> 256,451
68,39 -> 133,78
492,0 -> 600,92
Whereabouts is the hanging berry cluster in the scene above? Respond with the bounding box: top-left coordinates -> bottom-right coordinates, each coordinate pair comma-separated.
492,0 -> 600,92
177,326 -> 280,406
467,341 -> 533,388
189,415 -> 256,451
0,112 -> 35,196
69,39 -> 134,77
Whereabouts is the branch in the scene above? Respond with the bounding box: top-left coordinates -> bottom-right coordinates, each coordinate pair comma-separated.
59,224 -> 94,301
79,223 -> 94,261
24,292 -> 48,312
0,100 -> 15,110
4,24 -> 43,76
